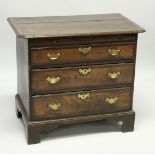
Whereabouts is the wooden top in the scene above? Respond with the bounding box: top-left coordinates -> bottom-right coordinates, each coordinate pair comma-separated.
7,13 -> 145,38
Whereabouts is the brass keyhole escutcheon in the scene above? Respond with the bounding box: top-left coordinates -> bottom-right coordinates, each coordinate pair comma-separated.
79,47 -> 92,55
78,93 -> 90,100
79,68 -> 92,76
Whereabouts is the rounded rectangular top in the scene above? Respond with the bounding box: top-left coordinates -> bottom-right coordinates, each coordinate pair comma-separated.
7,13 -> 145,38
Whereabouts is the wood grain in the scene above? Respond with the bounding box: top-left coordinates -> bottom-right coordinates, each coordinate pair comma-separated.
31,43 -> 136,67
31,63 -> 134,94
15,94 -> 135,144
8,13 -> 145,144
16,37 -> 30,118
32,87 -> 133,120
29,34 -> 137,48
8,14 -> 145,38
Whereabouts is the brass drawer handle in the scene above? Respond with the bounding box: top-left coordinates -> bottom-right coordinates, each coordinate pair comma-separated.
106,97 -> 118,104
48,102 -> 61,110
78,93 -> 90,100
107,48 -> 120,56
79,47 -> 91,55
79,68 -> 92,75
47,52 -> 61,60
108,71 -> 120,79
47,76 -> 60,84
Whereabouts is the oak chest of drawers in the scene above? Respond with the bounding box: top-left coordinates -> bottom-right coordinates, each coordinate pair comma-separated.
8,13 -> 145,144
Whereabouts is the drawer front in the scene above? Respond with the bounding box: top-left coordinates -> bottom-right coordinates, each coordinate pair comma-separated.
31,63 -> 134,94
32,87 -> 133,120
30,44 -> 136,66
29,34 -> 137,48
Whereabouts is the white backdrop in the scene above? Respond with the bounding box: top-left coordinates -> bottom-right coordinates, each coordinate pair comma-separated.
0,0 -> 155,153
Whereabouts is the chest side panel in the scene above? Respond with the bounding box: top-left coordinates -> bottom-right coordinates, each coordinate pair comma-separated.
16,37 -> 30,118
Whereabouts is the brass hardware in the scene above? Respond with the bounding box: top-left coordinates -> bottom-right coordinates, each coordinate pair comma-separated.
47,52 -> 61,60
79,47 -> 92,54
78,93 -> 90,100
107,48 -> 120,56
47,76 -> 60,84
106,97 -> 118,104
108,71 -> 120,79
48,102 -> 61,110
79,68 -> 92,75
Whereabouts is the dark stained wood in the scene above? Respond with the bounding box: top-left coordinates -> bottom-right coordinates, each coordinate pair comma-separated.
16,37 -> 31,118
32,87 -> 133,120
29,34 -> 137,48
8,14 -> 145,144
8,14 -> 145,38
122,112 -> 135,132
15,95 -> 41,144
31,63 -> 134,94
31,43 -> 136,67
15,94 -> 135,144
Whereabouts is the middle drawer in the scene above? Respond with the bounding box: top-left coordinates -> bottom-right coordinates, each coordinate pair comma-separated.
31,63 -> 134,94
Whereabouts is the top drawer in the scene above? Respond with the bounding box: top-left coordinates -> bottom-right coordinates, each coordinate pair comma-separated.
30,43 -> 136,67
29,34 -> 137,47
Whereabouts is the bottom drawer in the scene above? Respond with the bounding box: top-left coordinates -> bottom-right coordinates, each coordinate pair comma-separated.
32,87 -> 133,120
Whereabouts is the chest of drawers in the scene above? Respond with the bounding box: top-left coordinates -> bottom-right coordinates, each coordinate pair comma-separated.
8,13 -> 145,144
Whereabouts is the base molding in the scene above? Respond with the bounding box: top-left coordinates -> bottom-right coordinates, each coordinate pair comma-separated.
15,94 -> 135,144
